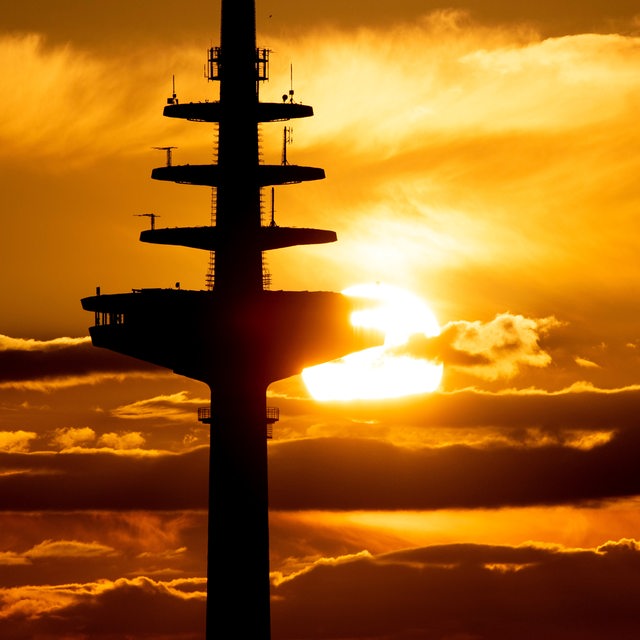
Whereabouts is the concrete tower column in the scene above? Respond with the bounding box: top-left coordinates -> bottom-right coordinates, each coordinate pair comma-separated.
207,372 -> 271,638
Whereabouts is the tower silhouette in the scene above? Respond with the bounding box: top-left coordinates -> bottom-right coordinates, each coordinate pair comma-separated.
82,1 -> 380,637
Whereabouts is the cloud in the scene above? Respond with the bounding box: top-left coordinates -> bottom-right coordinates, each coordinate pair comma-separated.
260,19 -> 640,325
273,23 -> 640,155
0,576 -> 205,639
0,510 -> 208,593
272,549 -> 373,587
271,540 -> 640,639
50,427 -> 96,450
0,553 -> 28,567
2,538 -> 640,639
97,432 -> 146,450
111,391 -> 207,422
0,336 -> 90,352
0,431 -> 37,453
393,312 -> 560,379
0,448 -> 209,511
9,356 -> 617,513
0,334 -> 164,389
277,383 -> 640,436
4,382 -> 639,511
575,356 -> 601,368
268,424 -> 640,510
25,540 -> 117,560
0,34 -> 205,165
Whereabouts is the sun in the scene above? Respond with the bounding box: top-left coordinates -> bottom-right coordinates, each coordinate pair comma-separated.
302,283 -> 443,400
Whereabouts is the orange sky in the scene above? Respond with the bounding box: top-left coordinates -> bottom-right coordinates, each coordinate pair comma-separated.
2,1 -> 640,638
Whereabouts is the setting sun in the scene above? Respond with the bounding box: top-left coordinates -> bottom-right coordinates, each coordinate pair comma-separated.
302,283 -> 443,400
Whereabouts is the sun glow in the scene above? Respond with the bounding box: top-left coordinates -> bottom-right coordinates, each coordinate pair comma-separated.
302,283 -> 443,401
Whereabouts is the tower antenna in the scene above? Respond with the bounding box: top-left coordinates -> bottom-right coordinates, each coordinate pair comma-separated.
281,126 -> 293,165
167,75 -> 178,105
153,146 -> 177,167
270,187 -> 277,227
289,63 -> 295,102
134,213 -> 160,230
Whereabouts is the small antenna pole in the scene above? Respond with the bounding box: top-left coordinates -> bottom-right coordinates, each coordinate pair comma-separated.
289,64 -> 294,103
166,75 -> 178,105
281,127 -> 292,165
270,187 -> 277,227
282,127 -> 287,165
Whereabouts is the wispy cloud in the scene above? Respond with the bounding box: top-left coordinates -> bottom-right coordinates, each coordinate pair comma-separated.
0,34 -> 206,164
24,539 -> 117,560
0,336 -> 90,352
0,334 -> 165,390
270,20 -> 640,153
0,447 -> 209,510
111,391 -> 207,422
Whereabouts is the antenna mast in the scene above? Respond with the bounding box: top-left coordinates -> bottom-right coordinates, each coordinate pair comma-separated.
281,126 -> 293,165
270,187 -> 277,227
167,75 -> 178,105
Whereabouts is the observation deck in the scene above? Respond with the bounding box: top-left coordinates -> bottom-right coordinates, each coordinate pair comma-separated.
81,288 -> 383,386
163,100 -> 313,123
151,163 -> 325,187
140,225 -> 336,252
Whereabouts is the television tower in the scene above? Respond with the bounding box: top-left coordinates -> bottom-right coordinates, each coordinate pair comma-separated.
81,1 -> 380,637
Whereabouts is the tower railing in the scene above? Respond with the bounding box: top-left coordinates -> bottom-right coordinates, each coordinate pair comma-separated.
198,406 -> 280,437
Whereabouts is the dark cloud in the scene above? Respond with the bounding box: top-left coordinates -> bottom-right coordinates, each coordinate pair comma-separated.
278,385 -> 640,434
0,511 -> 207,588
6,0 -> 638,53
2,395 -> 640,510
269,427 -> 640,510
0,576 -> 205,640
0,339 -> 161,384
43,577 -> 205,640
2,539 -> 640,639
393,327 -> 490,367
271,540 -> 640,639
0,448 -> 208,511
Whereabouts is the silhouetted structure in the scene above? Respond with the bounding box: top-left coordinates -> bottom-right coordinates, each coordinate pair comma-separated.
82,1 -> 380,637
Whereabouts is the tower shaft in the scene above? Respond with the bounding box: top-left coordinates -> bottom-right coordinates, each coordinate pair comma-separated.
208,376 -> 270,636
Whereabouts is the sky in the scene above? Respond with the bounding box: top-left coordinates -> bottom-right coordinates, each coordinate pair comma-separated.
2,0 -> 640,638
